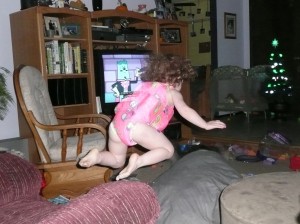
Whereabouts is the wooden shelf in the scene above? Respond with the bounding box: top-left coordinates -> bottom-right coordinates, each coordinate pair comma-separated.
10,7 -> 192,157
47,73 -> 88,79
93,40 -> 150,45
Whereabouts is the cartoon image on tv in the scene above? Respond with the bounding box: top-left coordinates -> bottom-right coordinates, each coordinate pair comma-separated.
111,59 -> 140,102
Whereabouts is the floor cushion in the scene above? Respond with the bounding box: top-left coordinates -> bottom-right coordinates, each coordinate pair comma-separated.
151,149 -> 241,224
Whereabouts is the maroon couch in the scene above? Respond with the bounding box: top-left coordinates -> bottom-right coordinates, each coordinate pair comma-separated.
0,152 -> 160,224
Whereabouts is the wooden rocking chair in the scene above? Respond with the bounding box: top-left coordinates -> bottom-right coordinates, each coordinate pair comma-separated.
13,65 -> 112,199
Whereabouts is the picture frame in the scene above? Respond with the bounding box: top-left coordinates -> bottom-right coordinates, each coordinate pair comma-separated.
160,28 -> 181,43
164,2 -> 177,20
199,42 -> 211,53
61,24 -> 80,37
155,0 -> 165,19
44,16 -> 62,38
224,12 -> 236,39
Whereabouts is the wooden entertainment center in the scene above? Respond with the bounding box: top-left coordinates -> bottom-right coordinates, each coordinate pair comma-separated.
10,7 -> 192,162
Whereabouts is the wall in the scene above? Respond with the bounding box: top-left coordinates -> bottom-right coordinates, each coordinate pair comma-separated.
216,0 -> 250,68
176,0 -> 212,66
0,2 -> 19,140
0,0 -> 248,140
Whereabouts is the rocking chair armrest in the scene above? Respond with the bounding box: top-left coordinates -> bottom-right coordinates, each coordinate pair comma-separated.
56,113 -> 111,123
28,111 -> 107,136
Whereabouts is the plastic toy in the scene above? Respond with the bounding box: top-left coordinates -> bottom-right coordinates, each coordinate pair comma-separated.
289,155 -> 300,171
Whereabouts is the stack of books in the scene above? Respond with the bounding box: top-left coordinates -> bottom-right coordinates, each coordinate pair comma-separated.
45,40 -> 88,74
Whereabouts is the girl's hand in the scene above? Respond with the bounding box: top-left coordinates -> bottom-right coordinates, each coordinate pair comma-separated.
205,120 -> 226,130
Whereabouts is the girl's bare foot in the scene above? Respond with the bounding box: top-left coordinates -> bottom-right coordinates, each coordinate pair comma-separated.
116,153 -> 140,180
78,148 -> 101,167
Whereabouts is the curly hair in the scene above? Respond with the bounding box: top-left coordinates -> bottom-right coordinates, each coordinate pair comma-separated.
140,54 -> 197,85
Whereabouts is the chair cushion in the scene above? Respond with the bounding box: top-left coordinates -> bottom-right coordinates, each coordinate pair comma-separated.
0,153 -> 42,206
49,132 -> 106,162
19,66 -> 107,163
19,66 -> 61,162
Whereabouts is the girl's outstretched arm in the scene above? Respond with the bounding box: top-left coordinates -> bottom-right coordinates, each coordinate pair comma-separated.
171,90 -> 226,130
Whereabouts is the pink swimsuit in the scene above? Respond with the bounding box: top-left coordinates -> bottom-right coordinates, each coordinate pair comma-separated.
113,82 -> 174,146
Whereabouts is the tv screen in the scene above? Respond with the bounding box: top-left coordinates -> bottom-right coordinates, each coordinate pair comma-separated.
94,49 -> 151,115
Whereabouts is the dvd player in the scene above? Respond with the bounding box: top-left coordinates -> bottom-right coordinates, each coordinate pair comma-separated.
92,26 -> 119,41
116,34 -> 151,42
119,28 -> 153,35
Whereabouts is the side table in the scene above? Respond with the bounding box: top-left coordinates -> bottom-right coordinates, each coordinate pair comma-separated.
220,172 -> 300,224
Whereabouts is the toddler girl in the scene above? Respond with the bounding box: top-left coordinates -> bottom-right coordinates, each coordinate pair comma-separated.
79,54 -> 226,180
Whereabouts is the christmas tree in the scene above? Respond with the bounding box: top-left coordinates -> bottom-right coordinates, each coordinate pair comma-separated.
264,38 -> 292,102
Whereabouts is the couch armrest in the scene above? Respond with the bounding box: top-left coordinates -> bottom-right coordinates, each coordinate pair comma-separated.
0,153 -> 42,206
39,181 -> 160,224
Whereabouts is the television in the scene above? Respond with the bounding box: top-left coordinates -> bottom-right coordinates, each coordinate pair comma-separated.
94,49 -> 151,115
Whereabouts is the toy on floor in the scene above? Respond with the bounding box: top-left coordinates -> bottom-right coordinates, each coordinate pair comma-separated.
289,155 -> 300,171
225,94 -> 237,104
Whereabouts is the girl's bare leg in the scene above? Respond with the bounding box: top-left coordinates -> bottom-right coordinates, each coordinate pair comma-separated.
116,123 -> 174,180
79,123 -> 128,169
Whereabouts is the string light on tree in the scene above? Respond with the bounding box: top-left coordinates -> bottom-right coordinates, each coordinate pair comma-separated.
264,38 -> 292,100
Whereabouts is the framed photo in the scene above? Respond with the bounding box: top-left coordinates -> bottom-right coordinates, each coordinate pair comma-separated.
155,0 -> 165,19
61,24 -> 80,37
160,28 -> 181,43
199,42 -> 211,53
44,16 -> 62,38
164,2 -> 177,20
224,12 -> 236,39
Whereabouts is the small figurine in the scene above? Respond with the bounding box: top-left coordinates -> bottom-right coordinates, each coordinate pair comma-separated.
116,0 -> 128,11
290,156 -> 300,171
69,0 -> 88,11
225,93 -> 237,104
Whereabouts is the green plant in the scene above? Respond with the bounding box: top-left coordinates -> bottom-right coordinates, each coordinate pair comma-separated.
0,66 -> 13,120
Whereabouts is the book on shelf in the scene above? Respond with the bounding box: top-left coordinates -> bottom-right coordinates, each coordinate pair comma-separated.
48,79 -> 58,105
45,40 -> 60,74
77,78 -> 88,103
59,43 -> 65,74
45,41 -> 87,74
80,49 -> 88,73
46,47 -> 54,74
73,78 -> 88,104
96,96 -> 102,114
63,42 -> 73,74
72,44 -> 81,73
48,79 -> 64,106
48,78 -> 88,106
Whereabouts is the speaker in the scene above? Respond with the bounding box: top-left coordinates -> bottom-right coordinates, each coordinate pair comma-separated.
92,0 -> 102,11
